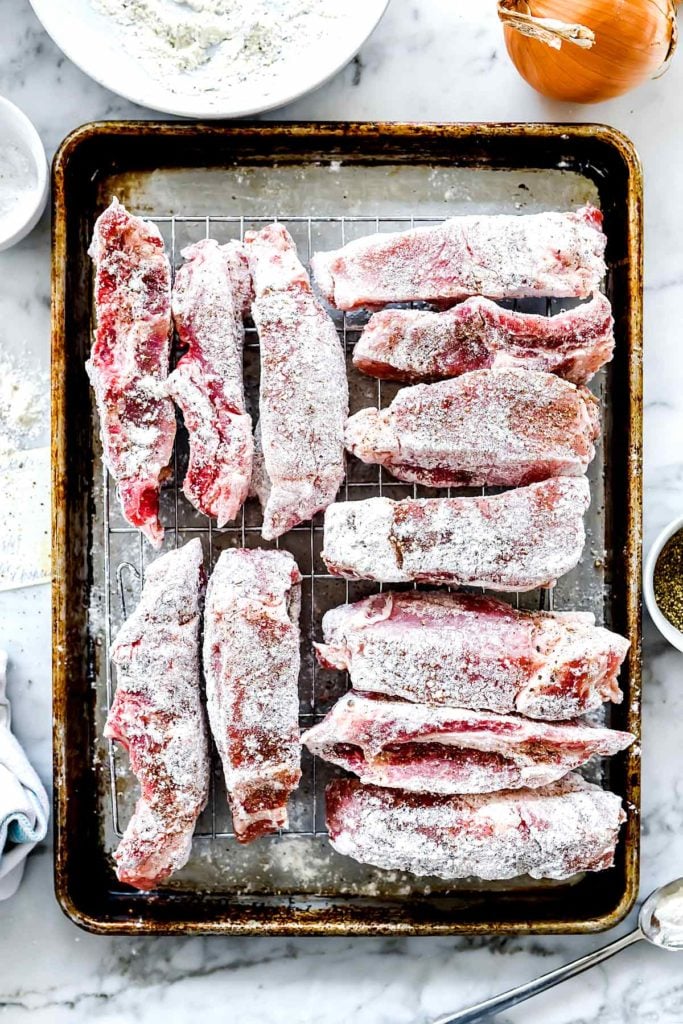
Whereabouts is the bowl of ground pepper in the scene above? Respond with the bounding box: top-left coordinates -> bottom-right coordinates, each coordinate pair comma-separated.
644,516 -> 683,651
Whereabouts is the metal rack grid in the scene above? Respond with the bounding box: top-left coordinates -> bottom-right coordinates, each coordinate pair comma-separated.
102,213 -> 570,844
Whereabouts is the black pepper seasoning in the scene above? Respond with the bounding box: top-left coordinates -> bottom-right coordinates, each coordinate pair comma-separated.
654,530 -> 683,631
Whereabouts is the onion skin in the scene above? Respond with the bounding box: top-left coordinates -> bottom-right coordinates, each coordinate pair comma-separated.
498,0 -> 678,103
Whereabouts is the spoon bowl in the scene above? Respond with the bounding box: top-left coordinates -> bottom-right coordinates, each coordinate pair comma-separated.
640,876 -> 683,950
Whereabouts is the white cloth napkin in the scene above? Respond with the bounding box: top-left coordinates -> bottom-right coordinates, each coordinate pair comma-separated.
0,651 -> 49,899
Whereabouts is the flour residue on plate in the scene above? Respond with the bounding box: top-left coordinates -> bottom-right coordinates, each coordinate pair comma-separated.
91,0 -> 346,97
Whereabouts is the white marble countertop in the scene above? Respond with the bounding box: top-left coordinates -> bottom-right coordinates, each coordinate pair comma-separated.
2,1 -> 683,1020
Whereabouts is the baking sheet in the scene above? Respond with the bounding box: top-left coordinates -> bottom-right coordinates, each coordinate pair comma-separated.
53,123 -> 642,934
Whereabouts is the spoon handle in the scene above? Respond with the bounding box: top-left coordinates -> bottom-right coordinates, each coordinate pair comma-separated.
432,928 -> 643,1024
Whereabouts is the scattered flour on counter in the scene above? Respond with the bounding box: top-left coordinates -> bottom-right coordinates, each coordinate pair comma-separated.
0,447 -> 50,591
0,353 -> 48,455
0,353 -> 50,590
91,0 -> 344,96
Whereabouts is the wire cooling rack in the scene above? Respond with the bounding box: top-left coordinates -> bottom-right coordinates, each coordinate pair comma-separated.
101,214 -> 585,844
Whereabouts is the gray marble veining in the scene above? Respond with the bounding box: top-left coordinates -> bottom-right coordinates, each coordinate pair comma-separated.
1,0 -> 683,1021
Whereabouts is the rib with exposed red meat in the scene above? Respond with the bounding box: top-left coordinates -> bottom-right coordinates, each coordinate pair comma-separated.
315,591 -> 629,720
105,539 -> 209,890
169,239 -> 253,526
87,198 -> 176,547
203,548 -> 302,842
302,692 -> 633,793
353,293 -> 614,385
245,223 -> 348,539
312,205 -> 606,310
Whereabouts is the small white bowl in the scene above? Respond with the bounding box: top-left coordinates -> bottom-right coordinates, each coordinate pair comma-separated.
644,514 -> 683,652
0,97 -> 48,252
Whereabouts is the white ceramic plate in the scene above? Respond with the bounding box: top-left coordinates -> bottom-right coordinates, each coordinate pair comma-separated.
29,0 -> 389,118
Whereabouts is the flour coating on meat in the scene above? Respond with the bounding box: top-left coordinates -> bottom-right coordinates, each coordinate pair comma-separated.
203,548 -> 302,842
345,368 -> 600,488
322,478 -> 590,591
303,692 -> 633,793
105,539 -> 209,890
312,205 -> 606,310
245,223 -> 348,539
326,775 -> 626,881
316,591 -> 629,720
87,197 -> 176,547
169,238 -> 253,526
353,293 -> 614,385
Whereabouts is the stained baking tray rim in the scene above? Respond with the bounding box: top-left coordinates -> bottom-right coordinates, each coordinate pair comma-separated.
51,120 -> 643,936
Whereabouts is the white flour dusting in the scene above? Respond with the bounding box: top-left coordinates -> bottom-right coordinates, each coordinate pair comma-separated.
0,353 -> 48,455
0,447 -> 50,591
0,352 -> 50,590
92,0 -> 343,96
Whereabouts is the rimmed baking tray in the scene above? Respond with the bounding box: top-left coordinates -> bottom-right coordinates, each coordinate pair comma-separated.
52,121 -> 643,935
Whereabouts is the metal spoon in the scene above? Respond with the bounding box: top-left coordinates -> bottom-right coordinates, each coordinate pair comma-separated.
433,877 -> 683,1024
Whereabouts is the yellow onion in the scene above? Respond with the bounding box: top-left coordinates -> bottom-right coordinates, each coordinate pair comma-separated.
498,0 -> 678,103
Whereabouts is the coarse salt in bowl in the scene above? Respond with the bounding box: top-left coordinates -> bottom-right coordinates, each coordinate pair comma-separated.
643,513 -> 683,653
0,97 -> 48,252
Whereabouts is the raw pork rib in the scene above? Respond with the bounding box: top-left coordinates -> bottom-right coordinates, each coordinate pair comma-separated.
244,224 -> 348,540
322,478 -> 590,591
345,368 -> 600,488
203,548 -> 302,842
326,776 -> 625,881
316,591 -> 629,720
311,205 -> 606,310
303,692 -> 633,794
353,293 -> 614,385
169,239 -> 253,526
105,539 -> 209,890
87,198 -> 176,547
